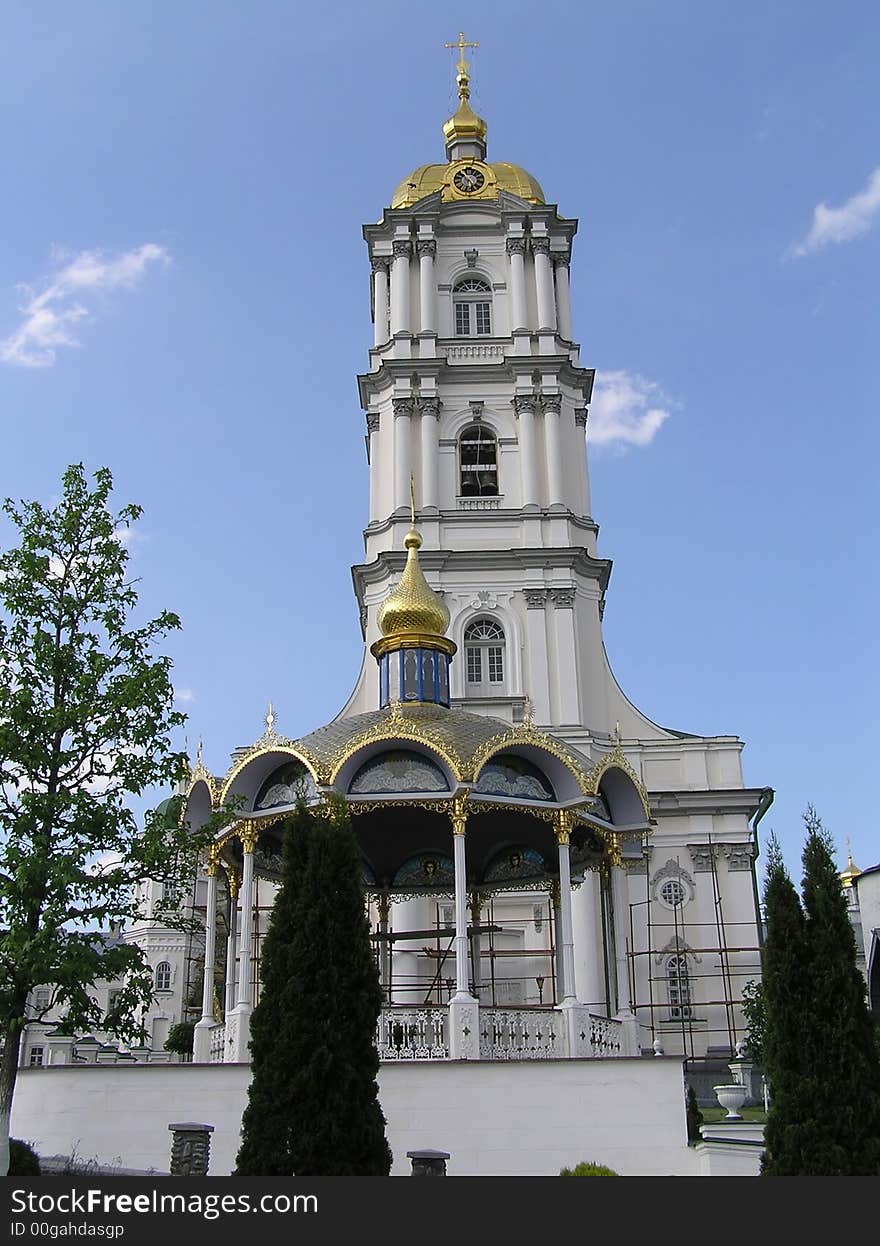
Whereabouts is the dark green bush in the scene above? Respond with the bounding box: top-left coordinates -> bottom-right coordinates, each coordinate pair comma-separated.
164,1021 -> 195,1055
9,1139 -> 41,1175
559,1161 -> 618,1175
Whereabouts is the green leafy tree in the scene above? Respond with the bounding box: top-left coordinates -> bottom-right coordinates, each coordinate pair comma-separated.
740,979 -> 765,1063
236,798 -> 391,1175
0,465 -> 225,1176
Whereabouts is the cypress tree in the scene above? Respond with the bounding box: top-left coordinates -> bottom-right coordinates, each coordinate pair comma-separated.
797,807 -> 880,1174
236,798 -> 391,1175
760,833 -> 814,1175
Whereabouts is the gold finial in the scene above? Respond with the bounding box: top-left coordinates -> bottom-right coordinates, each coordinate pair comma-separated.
196,736 -> 203,767
614,721 -> 621,747
410,474 -> 416,527
265,701 -> 277,737
442,31 -> 487,152
522,695 -> 535,729
840,838 -> 861,888
445,31 -> 479,100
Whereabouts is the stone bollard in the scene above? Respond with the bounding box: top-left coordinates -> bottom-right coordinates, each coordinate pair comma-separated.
168,1123 -> 214,1176
407,1149 -> 450,1176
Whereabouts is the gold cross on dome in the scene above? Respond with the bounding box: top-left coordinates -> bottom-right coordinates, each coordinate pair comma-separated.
410,474 -> 416,526
445,31 -> 479,75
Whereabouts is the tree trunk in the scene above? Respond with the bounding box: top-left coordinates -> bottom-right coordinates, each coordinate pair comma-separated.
0,1018 -> 24,1177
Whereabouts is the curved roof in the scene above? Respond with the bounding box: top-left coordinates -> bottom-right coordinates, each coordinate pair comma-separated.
391,162 -> 545,210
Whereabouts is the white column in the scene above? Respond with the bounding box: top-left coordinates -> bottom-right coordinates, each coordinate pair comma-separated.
419,397 -> 439,510
193,860 -> 218,1062
390,239 -> 412,335
611,862 -> 632,1014
524,590 -> 551,722
377,895 -> 391,1002
532,238 -> 557,332
553,252 -> 573,341
452,823 -> 470,999
555,815 -> 577,1003
506,236 -> 528,331
417,239 -> 436,334
572,871 -> 605,1012
393,397 -> 413,512
371,257 -> 390,346
224,871 -> 239,1016
514,394 -> 540,507
542,394 -> 564,506
367,412 -> 381,522
235,829 -> 256,1009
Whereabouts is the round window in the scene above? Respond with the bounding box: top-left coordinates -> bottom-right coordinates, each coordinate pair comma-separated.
658,878 -> 687,909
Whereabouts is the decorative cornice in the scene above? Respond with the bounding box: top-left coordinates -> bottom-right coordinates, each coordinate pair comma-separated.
523,588 -> 548,609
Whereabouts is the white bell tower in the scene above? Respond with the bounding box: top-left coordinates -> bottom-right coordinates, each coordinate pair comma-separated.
342,39 -> 664,752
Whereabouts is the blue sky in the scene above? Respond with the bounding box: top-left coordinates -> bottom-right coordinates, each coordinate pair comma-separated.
1,1 -> 877,881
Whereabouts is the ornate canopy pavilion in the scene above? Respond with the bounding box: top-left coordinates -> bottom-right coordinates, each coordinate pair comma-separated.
189,519 -> 652,1065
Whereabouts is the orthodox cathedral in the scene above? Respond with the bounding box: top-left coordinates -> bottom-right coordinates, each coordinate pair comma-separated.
16,40 -> 793,1175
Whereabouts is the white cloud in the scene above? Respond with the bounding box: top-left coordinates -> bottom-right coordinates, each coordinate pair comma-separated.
792,168 -> 880,257
0,243 -> 170,367
588,370 -> 672,449
174,688 -> 196,706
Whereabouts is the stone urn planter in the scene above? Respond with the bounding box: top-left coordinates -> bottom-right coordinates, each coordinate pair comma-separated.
713,1083 -> 748,1119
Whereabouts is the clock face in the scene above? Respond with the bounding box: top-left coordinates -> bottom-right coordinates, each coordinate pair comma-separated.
453,165 -> 486,194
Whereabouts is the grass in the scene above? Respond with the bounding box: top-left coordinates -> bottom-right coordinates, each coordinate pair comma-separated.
700,1106 -> 767,1123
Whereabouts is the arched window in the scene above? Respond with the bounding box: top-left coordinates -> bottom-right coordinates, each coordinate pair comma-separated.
464,618 -> 505,695
155,961 -> 172,992
459,425 -> 498,496
666,955 -> 692,1019
453,277 -> 492,336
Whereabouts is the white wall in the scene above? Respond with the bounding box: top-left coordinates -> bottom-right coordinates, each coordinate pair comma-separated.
12,1057 -> 700,1177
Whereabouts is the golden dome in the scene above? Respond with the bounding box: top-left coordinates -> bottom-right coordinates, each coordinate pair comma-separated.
840,846 -> 861,889
371,526 -> 456,659
391,161 -> 545,210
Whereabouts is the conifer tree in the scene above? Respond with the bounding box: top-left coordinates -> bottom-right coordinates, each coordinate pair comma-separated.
236,799 -> 391,1175
797,807 -> 880,1174
760,833 -> 813,1175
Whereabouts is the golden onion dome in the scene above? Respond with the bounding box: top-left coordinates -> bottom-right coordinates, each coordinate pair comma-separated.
840,846 -> 861,889
391,161 -> 545,210
371,526 -> 456,659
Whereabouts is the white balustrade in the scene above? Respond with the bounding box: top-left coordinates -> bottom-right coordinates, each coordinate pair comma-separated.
446,343 -> 505,363
208,1025 -> 226,1063
377,1007 -> 449,1060
456,495 -> 503,511
588,1014 -> 623,1057
478,1008 -> 565,1060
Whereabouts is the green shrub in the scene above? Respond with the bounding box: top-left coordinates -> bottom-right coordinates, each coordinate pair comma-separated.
9,1139 -> 41,1175
164,1021 -> 195,1056
559,1161 -> 619,1175
686,1084 -> 704,1142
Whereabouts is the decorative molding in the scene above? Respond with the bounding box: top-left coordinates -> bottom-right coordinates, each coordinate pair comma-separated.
687,844 -> 718,873
542,394 -> 562,415
552,251 -> 571,268
464,248 -> 479,267
505,237 -> 526,256
417,239 -> 437,259
574,407 -> 589,428
523,588 -> 548,609
513,393 -> 539,418
392,397 -> 414,418
720,842 -> 755,871
549,587 -> 576,609
392,239 -> 412,258
651,858 -> 695,889
469,400 -> 484,418
531,236 -> 551,255
366,412 -> 380,434
419,397 -> 440,419
370,256 -> 390,274
655,935 -> 703,965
